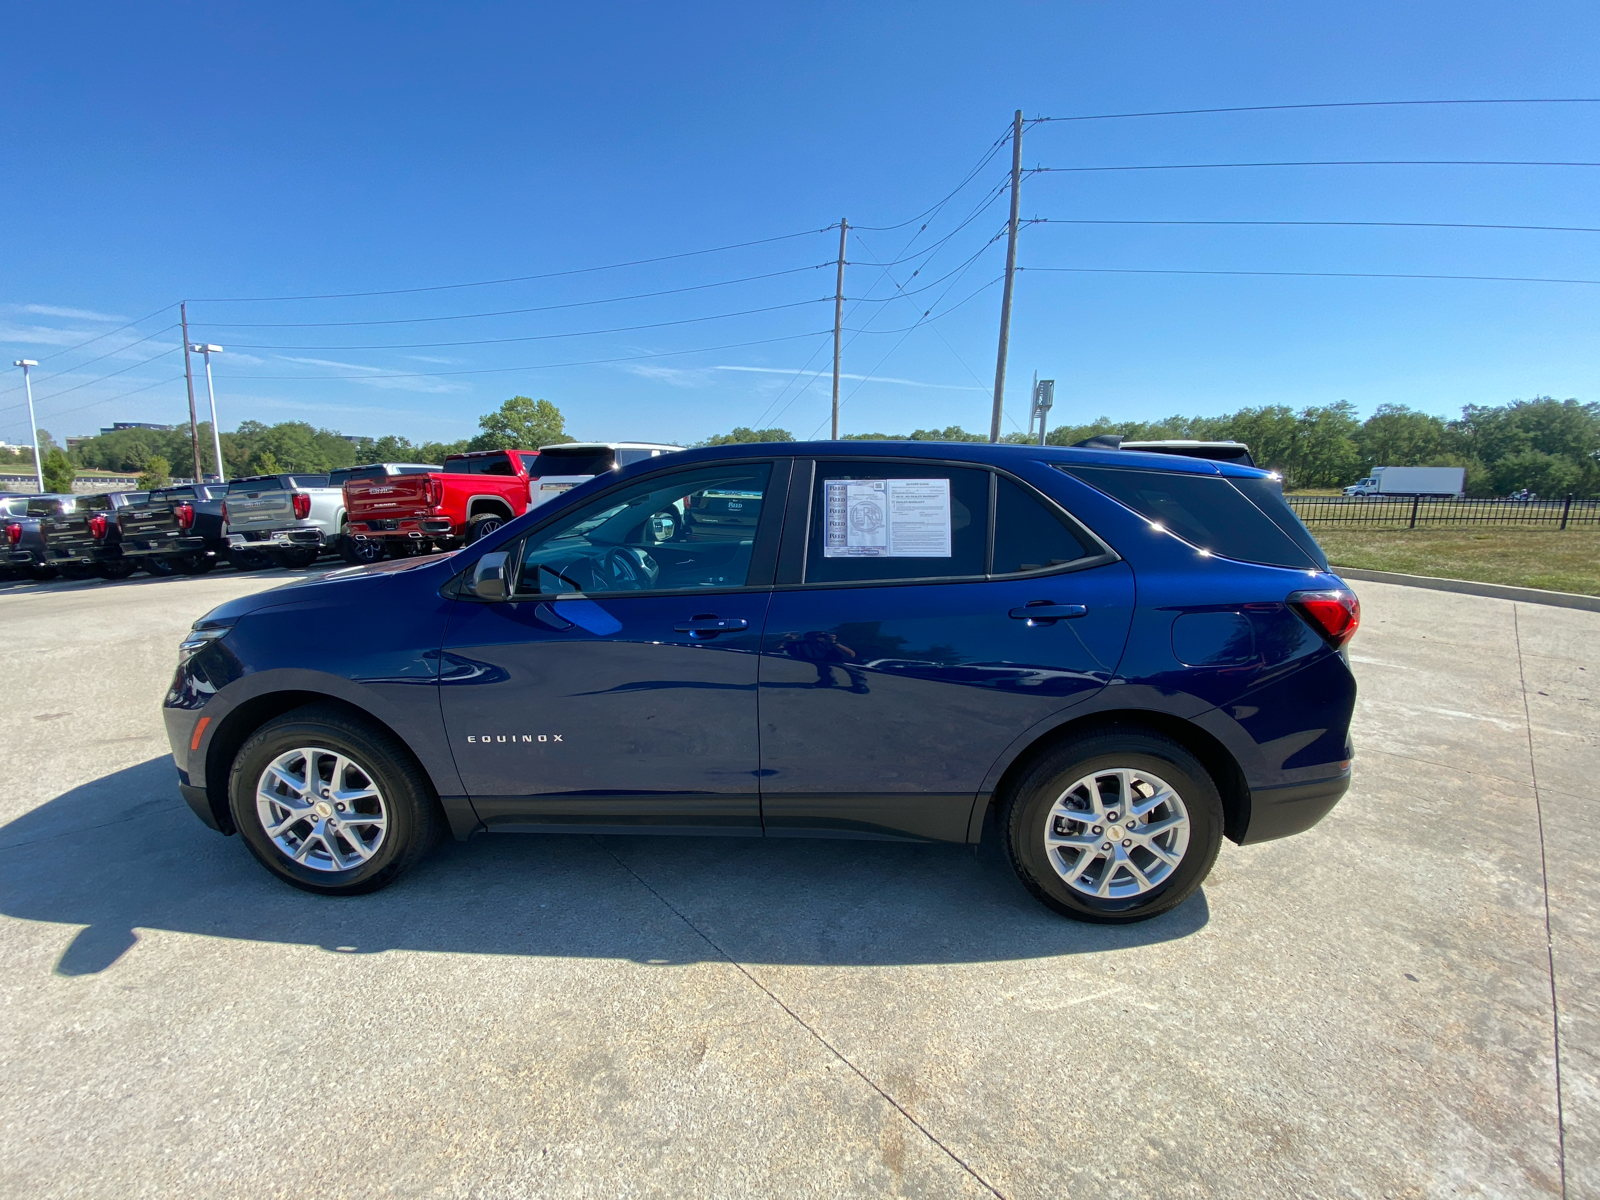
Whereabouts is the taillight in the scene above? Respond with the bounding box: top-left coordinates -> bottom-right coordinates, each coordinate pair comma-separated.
221,501 -> 229,525
175,503 -> 195,530
292,492 -> 311,520
1288,589 -> 1360,649
424,479 -> 443,508
5,523 -> 19,546
88,514 -> 108,540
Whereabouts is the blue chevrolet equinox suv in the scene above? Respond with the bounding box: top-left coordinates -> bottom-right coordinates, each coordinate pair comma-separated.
164,440 -> 1358,923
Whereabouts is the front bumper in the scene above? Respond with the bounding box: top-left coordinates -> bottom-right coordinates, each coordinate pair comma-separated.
227,527 -> 325,549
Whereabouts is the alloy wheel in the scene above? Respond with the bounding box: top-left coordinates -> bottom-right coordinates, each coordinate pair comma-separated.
1043,767 -> 1191,899
255,746 -> 388,872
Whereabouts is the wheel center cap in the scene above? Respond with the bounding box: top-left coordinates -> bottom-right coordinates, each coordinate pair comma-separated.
1107,825 -> 1124,841
314,801 -> 334,818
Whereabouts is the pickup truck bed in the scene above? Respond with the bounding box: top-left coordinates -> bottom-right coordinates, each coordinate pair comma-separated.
344,450 -> 538,552
223,473 -> 340,567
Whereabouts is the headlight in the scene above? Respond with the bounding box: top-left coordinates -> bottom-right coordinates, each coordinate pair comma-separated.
179,617 -> 236,662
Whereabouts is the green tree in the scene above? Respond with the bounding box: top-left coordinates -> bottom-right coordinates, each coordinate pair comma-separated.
697,426 -> 793,447
251,450 -> 283,476
42,447 -> 76,493
471,397 -> 572,451
1355,404 -> 1452,469
136,455 -> 172,490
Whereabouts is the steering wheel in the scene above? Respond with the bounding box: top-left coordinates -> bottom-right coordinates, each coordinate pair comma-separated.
597,546 -> 658,591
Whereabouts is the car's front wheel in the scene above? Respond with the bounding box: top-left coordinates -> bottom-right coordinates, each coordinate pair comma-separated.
270,546 -> 321,569
229,704 -> 443,895
1002,729 -> 1222,924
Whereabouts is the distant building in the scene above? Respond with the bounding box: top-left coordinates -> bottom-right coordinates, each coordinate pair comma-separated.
340,434 -> 367,445
98,421 -> 174,436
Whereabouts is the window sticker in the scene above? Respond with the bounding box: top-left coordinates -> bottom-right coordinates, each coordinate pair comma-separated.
823,478 -> 952,557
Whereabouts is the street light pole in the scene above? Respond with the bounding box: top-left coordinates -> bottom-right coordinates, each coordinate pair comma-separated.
192,344 -> 226,482
12,360 -> 42,493
180,303 -> 203,484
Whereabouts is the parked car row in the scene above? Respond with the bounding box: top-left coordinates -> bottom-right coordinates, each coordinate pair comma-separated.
1,443 -> 684,584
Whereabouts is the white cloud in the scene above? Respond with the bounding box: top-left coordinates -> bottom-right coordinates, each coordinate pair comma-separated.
0,323 -> 102,347
402,354 -> 460,365
272,354 -> 466,394
624,365 -> 716,387
20,304 -> 125,321
715,365 -> 985,391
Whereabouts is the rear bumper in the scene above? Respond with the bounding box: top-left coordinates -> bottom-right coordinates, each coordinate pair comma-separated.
1238,770 -> 1351,845
349,517 -> 457,539
228,527 -> 325,549
121,535 -> 206,557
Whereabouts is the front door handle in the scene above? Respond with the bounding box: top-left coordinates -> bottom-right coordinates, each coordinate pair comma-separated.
674,616 -> 750,639
1009,602 -> 1087,626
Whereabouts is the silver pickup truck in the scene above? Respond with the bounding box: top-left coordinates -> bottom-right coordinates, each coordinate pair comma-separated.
222,473 -> 342,569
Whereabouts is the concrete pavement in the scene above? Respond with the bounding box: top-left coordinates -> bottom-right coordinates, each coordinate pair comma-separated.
0,569 -> 1590,1197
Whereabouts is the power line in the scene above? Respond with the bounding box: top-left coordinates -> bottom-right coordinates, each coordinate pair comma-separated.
1027,217 -> 1600,234
191,263 -> 832,329
186,226 -> 839,303
844,275 -> 1004,333
849,126 -> 1013,232
220,299 -> 831,351
1029,160 -> 1600,174
1027,98 -> 1600,124
36,303 -> 179,361
29,347 -> 183,406
0,374 -> 186,425
216,331 -> 834,381
1021,265 -> 1600,285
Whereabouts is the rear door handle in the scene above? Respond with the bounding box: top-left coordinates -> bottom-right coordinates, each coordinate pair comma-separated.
673,616 -> 750,638
1009,602 -> 1087,625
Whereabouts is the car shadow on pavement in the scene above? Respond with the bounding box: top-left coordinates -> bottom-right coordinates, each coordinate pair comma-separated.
1,758 -> 1209,976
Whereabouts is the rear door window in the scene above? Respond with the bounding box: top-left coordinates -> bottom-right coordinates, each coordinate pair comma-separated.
992,476 -> 1093,574
1060,464 -> 1315,569
804,463 -> 988,584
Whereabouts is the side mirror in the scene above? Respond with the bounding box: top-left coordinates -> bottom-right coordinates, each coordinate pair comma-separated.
472,551 -> 510,601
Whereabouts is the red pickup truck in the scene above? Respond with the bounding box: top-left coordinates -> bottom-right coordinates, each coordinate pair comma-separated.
344,449 -> 539,554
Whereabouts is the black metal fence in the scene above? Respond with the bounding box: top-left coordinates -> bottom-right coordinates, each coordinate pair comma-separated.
1288,494 -> 1600,529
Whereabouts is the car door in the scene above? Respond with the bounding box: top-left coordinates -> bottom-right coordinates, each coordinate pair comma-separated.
440,458 -> 788,833
758,458 -> 1135,842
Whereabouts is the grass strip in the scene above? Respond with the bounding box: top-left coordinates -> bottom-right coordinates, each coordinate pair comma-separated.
1318,526 -> 1600,596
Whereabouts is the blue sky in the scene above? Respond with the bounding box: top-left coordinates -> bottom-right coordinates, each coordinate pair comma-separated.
2,2 -> 1597,448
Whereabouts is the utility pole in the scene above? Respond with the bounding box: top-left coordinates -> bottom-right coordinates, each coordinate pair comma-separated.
12,360 -> 42,493
831,219 -> 848,439
989,109 -> 1024,444
192,343 -> 226,482
180,300 -> 204,483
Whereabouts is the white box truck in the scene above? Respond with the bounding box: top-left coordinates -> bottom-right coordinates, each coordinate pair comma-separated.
1343,466 -> 1465,498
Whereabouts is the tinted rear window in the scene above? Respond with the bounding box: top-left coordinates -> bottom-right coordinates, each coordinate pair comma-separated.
532,448 -> 615,476
1229,475 -> 1329,570
993,477 -> 1092,573
228,477 -> 282,493
444,454 -> 516,476
1060,465 -> 1315,569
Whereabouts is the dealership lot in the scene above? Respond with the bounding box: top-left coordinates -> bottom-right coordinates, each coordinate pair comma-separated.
0,571 -> 1591,1197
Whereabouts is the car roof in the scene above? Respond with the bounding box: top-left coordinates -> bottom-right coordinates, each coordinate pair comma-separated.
619,439 -> 1273,480
538,442 -> 682,452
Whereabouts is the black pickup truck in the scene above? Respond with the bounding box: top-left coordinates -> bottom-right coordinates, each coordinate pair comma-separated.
3,495 -> 73,580
117,486 -> 224,575
34,492 -> 146,580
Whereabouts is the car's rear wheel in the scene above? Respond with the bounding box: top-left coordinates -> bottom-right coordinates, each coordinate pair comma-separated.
141,555 -> 176,576
1002,729 -> 1222,924
58,562 -> 97,581
96,558 -> 139,580
26,563 -> 58,581
465,513 -> 505,544
229,547 -> 273,571
270,546 -> 321,569
169,551 -> 215,575
229,704 -> 442,895
339,528 -> 386,565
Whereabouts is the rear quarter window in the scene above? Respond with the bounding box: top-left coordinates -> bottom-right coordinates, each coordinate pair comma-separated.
1060,464 -> 1315,569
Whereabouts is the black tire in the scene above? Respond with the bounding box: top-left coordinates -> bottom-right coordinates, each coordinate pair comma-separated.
228,704 -> 443,896
1001,729 -> 1223,924
229,547 -> 273,572
390,539 -> 425,557
339,532 -> 386,565
97,558 -> 139,580
58,562 -> 97,581
465,513 -> 505,544
170,551 -> 215,575
270,546 -> 322,569
26,564 -> 58,581
141,555 -> 177,576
